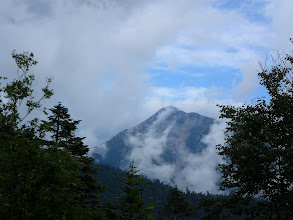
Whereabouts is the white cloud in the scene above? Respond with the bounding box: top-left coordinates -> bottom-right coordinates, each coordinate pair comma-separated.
154,5 -> 273,69
151,87 -> 208,100
0,0 -> 207,144
1,0 -> 218,142
125,108 -> 176,182
264,0 -> 293,49
143,85 -> 242,120
232,60 -> 260,98
123,108 -> 226,193
1,0 -> 292,154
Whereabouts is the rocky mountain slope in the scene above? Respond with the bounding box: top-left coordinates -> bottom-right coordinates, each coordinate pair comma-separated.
95,106 -> 215,169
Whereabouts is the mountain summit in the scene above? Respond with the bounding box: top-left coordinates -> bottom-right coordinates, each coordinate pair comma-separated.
95,107 -> 215,169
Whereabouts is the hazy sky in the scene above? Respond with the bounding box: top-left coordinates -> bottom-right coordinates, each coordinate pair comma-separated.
1,0 -> 293,148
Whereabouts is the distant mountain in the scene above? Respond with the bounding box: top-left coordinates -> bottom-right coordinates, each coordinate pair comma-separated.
94,106 -> 215,169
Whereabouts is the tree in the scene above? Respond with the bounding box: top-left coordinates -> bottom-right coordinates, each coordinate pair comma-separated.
0,51 -> 99,219
0,51 -> 53,127
118,160 -> 157,220
163,186 -> 193,220
0,128 -> 85,218
40,101 -> 89,157
41,102 -> 106,218
0,51 -> 58,218
217,40 -> 293,219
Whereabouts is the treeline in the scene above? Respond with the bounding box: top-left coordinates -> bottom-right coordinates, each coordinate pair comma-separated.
95,163 -> 248,220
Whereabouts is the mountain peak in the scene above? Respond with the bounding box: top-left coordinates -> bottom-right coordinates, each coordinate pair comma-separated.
96,107 -> 215,169
158,106 -> 179,113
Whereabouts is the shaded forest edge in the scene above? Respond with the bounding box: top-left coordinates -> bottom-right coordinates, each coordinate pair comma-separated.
94,163 -> 246,220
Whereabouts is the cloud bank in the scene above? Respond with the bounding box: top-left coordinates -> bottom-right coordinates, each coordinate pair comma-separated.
123,108 -> 226,193
0,0 -> 292,152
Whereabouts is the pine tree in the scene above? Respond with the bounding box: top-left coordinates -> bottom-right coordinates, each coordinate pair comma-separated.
163,186 -> 193,220
41,102 -> 105,218
118,160 -> 157,220
40,102 -> 88,156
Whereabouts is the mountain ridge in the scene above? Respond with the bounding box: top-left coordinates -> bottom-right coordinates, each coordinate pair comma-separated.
94,106 -> 215,169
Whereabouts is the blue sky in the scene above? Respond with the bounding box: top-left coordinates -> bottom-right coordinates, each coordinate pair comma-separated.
0,0 -> 292,147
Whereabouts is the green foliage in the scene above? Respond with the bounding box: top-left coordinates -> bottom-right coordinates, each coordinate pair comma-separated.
118,160 -> 158,220
40,102 -> 89,157
41,102 -> 106,218
0,128 -> 86,218
197,193 -> 254,220
95,164 -> 245,219
217,41 -> 293,219
163,186 -> 194,220
0,50 -> 53,126
0,51 -> 82,218
0,51 -> 103,219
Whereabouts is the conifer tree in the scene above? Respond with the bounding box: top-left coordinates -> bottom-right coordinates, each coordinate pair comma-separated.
41,102 -> 105,218
163,186 -> 193,220
118,160 -> 157,220
0,51 -> 103,219
41,102 -> 89,156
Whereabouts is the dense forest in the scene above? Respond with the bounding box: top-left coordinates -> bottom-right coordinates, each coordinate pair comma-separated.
95,163 -> 249,219
0,40 -> 292,219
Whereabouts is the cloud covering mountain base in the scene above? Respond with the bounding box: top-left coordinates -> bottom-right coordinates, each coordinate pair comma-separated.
96,107 -> 226,193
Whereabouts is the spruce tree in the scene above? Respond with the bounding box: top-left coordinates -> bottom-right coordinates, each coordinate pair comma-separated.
41,102 -> 89,156
163,186 -> 193,220
118,160 -> 157,220
41,102 -> 105,218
